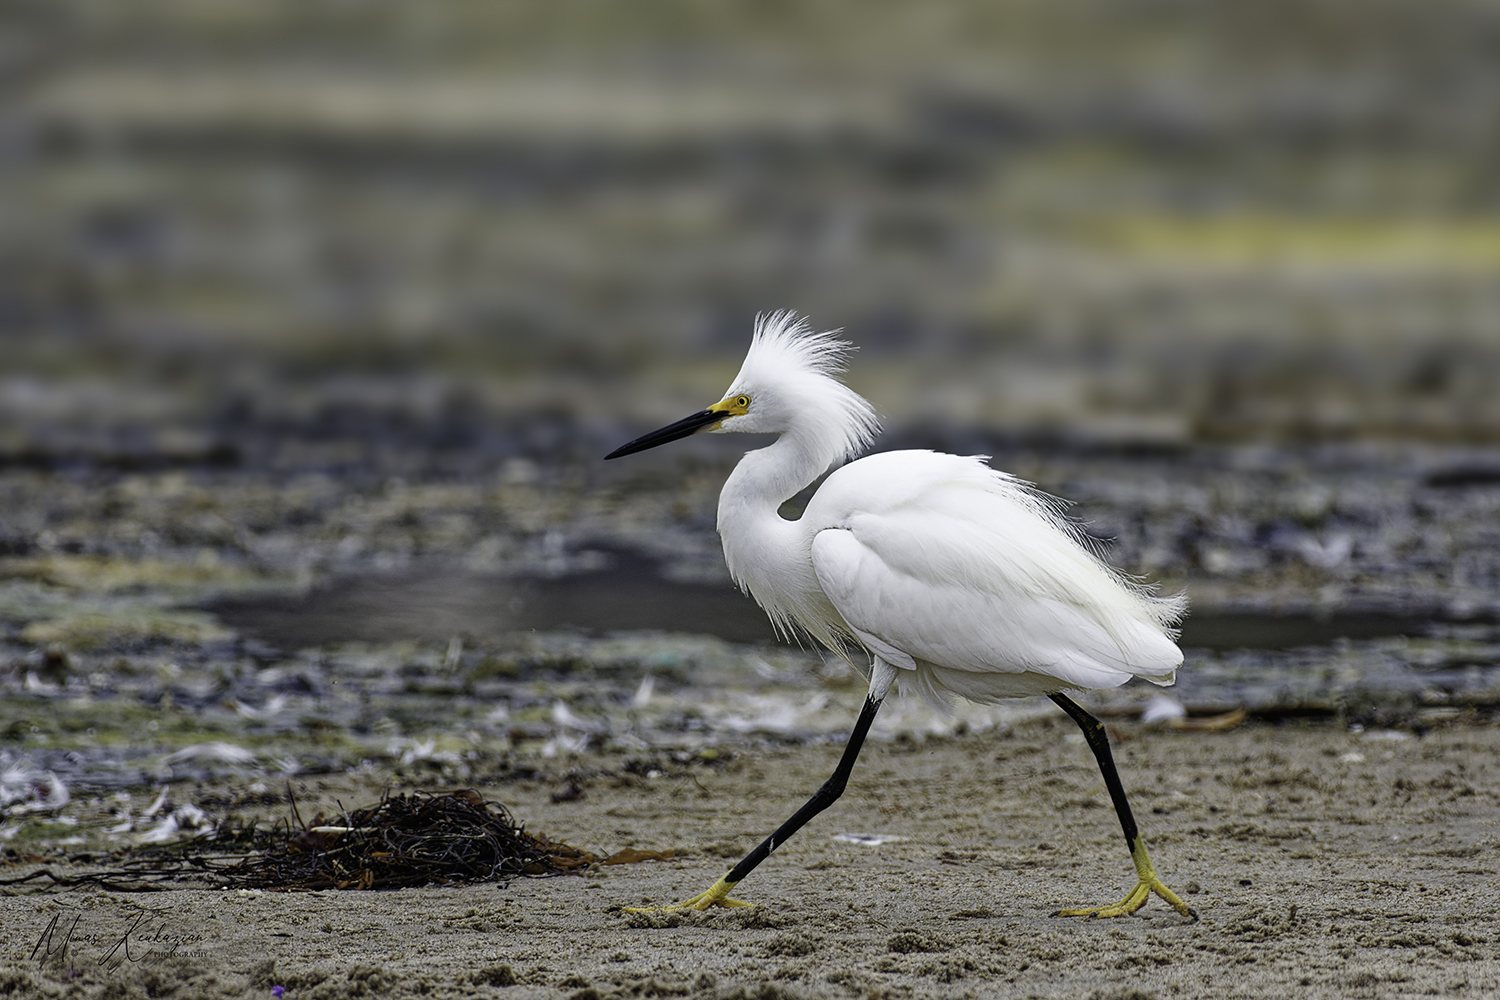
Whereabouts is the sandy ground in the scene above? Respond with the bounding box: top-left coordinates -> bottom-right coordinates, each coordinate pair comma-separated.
5,716 -> 1498,1000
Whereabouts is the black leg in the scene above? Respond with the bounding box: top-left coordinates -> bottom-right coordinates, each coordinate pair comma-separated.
1048,692 -> 1196,919
624,689 -> 888,911
1048,692 -> 1139,850
725,693 -> 884,884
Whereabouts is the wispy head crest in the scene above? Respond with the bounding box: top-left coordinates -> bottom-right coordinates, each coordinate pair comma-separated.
747,310 -> 858,381
731,310 -> 879,466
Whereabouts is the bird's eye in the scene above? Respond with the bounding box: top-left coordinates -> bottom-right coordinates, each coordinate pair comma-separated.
735,395 -> 751,409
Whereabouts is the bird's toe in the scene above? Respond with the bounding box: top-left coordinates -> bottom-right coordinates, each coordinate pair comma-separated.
623,873 -> 752,914
1055,876 -> 1197,920
1055,884 -> 1149,919
1149,878 -> 1198,920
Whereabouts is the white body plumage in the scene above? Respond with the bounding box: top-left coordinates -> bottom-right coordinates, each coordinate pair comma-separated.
709,313 -> 1185,704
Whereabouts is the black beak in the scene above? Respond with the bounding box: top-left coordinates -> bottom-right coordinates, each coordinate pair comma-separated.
605,409 -> 722,459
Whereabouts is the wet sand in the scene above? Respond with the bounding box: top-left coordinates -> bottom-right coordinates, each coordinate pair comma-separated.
7,718 -> 1499,999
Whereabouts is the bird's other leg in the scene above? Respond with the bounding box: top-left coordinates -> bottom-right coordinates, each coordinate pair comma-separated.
1048,693 -> 1197,920
625,661 -> 897,912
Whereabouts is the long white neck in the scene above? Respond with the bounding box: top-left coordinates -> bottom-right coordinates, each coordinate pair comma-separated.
716,426 -> 846,648
724,425 -> 839,517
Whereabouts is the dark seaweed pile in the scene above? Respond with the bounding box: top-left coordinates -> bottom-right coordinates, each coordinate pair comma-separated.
222,789 -> 594,890
0,790 -> 593,892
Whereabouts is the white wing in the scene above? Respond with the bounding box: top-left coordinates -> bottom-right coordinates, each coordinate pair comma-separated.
807,453 -> 1182,699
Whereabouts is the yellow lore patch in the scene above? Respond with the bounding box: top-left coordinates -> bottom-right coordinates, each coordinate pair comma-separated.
711,394 -> 751,417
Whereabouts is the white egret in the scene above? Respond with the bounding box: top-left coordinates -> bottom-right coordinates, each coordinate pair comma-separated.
605,312 -> 1194,919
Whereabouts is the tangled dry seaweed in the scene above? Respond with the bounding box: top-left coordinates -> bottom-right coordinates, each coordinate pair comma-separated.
1,789 -> 596,893
226,788 -> 596,890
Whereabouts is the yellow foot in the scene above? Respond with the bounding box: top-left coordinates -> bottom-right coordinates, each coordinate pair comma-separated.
1055,874 -> 1196,920
1055,835 -> 1198,920
623,874 -> 753,913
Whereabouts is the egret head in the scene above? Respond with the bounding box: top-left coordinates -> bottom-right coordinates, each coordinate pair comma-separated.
606,311 -> 878,461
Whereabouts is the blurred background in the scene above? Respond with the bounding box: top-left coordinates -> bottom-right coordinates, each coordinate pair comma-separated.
5,0 -> 1499,467
3,0 -> 1500,793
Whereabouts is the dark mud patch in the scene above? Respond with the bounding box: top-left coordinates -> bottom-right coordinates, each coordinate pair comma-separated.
206,553 -> 1459,654
204,552 -> 780,651
1177,610 -> 1457,651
